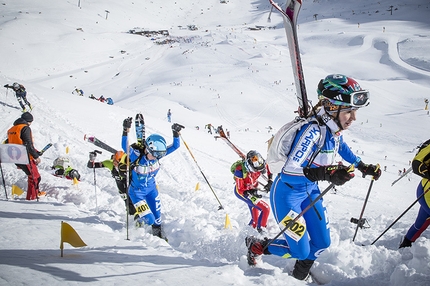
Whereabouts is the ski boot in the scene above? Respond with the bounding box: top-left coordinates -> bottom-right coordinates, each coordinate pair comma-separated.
152,225 -> 168,242
399,236 -> 412,248
292,259 -> 314,281
245,236 -> 270,266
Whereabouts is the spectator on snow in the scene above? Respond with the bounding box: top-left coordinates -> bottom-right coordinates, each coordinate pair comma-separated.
245,74 -> 381,281
231,150 -> 272,234
6,112 -> 42,200
399,139 -> 430,248
4,82 -> 33,112
122,117 -> 184,240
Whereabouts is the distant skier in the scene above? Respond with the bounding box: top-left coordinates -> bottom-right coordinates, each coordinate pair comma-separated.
4,82 -> 32,112
167,109 -> 172,122
231,150 -> 272,234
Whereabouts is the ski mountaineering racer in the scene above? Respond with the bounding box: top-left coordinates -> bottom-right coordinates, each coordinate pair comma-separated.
232,150 -> 272,234
245,74 -> 382,281
121,116 -> 183,239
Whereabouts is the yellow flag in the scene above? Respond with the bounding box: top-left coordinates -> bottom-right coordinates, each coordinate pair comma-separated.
73,177 -> 79,185
12,185 -> 24,197
60,221 -> 87,250
224,214 -> 232,229
66,146 -> 69,154
195,182 -> 200,191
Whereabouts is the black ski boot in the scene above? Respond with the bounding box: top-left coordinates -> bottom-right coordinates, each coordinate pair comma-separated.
399,236 -> 412,248
292,259 -> 314,281
245,236 -> 270,266
152,225 -> 168,241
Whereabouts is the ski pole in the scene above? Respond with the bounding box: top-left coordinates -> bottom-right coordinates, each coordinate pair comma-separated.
391,166 -> 412,186
264,165 -> 354,250
267,5 -> 273,22
352,165 -> 379,242
180,134 -> 224,210
0,161 -> 8,200
91,150 -> 101,213
370,180 -> 430,245
125,136 -> 130,241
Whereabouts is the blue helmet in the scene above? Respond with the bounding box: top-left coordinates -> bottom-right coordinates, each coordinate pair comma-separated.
145,134 -> 167,159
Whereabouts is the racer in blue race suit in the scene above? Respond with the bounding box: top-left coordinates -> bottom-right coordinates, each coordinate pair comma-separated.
245,74 -> 382,281
121,118 -> 183,239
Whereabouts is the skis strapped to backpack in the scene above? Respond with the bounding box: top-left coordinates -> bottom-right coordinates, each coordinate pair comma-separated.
135,113 -> 145,147
269,0 -> 309,118
84,135 -> 117,154
217,126 -> 269,184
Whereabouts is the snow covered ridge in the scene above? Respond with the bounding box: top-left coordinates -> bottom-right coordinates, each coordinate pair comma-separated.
1,0 -> 430,285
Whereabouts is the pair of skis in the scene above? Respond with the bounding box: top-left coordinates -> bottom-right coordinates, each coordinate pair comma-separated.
84,113 -> 145,154
269,0 -> 309,118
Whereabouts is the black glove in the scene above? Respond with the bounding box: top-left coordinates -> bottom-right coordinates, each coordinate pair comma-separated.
304,165 -> 355,186
263,180 -> 273,193
123,117 -> 133,134
172,123 -> 185,137
89,151 -> 97,162
357,161 -> 381,180
4,84 -> 9,88
244,189 -> 262,198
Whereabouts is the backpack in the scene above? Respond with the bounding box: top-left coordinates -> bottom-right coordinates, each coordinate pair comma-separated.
266,117 -> 326,174
53,157 -> 70,169
230,160 -> 248,178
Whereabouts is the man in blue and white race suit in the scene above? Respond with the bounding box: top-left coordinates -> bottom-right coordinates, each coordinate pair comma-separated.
245,74 -> 381,281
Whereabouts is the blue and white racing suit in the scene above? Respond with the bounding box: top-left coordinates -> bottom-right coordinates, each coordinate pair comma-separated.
268,117 -> 362,261
122,135 -> 180,226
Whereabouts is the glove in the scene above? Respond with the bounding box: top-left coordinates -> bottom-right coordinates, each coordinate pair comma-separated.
263,180 -> 273,193
172,123 -> 185,137
89,151 -> 97,162
244,189 -> 262,198
123,117 -> 133,133
357,161 -> 381,180
304,164 -> 354,186
37,151 -> 43,156
4,84 -> 9,88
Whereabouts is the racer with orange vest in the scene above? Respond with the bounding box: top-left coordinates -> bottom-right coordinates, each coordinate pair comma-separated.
6,112 -> 41,200
232,150 -> 272,234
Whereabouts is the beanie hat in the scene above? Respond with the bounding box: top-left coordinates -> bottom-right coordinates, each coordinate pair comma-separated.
21,112 -> 33,122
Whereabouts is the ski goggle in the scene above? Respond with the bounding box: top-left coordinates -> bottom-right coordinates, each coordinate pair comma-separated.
250,155 -> 264,168
322,90 -> 370,108
148,148 -> 166,159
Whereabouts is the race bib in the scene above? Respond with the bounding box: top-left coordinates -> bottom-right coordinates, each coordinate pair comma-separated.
278,210 -> 306,242
134,200 -> 151,217
249,196 -> 261,204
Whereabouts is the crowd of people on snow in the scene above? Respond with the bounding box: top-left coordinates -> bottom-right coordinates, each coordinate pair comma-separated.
3,74 -> 430,281
73,88 -> 114,105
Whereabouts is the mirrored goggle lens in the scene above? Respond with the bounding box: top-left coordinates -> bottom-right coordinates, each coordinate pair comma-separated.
251,155 -> 263,167
150,149 -> 166,159
351,91 -> 369,106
